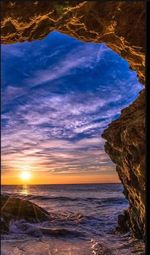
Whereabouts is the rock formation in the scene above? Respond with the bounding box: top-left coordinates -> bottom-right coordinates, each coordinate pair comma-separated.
1,0 -> 145,239
1,195 -> 50,234
1,0 -> 145,83
102,90 -> 145,239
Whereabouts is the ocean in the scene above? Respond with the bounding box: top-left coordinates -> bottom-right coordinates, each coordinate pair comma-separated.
1,184 -> 144,255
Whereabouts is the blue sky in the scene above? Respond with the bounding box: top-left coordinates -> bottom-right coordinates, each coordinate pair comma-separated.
1,31 -> 142,183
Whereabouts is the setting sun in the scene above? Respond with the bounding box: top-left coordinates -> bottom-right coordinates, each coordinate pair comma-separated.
20,171 -> 32,182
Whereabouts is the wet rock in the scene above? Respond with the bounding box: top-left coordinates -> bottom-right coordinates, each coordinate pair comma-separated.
1,195 -> 50,234
116,210 -> 130,234
92,242 -> 113,255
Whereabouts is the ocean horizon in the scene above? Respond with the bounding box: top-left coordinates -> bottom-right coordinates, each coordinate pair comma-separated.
1,182 -> 121,186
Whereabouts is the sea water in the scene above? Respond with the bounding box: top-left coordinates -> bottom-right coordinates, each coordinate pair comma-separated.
1,184 -> 144,255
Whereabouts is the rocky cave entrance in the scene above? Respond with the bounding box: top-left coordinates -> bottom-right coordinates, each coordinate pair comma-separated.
2,29 -> 144,235
2,30 -> 143,179
1,0 -> 145,241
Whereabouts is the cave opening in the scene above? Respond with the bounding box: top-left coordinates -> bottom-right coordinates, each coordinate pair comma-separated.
1,1 -> 145,254
1,31 -> 142,185
1,30 -> 144,254
2,28 -> 143,212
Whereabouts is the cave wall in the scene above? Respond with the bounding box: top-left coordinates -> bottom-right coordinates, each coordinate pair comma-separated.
1,0 -> 145,83
1,0 -> 145,239
102,91 -> 145,239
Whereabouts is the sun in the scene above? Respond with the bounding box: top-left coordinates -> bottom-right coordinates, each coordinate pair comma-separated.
20,171 -> 32,182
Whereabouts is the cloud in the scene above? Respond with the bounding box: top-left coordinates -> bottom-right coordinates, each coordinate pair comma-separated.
25,44 -> 109,87
1,31 -> 143,179
2,86 -> 27,103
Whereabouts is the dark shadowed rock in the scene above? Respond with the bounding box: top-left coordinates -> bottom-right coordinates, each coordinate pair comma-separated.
1,195 -> 50,234
116,210 -> 130,234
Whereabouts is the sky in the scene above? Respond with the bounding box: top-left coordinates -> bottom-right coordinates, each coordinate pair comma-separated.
1,31 -> 142,185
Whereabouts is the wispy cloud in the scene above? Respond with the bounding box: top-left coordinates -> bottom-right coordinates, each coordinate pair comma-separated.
1,31 -> 142,179
25,44 -> 108,87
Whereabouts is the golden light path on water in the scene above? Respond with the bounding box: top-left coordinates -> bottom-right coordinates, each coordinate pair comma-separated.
19,184 -> 30,196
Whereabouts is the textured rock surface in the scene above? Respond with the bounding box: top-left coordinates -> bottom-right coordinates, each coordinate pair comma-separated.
1,0 -> 145,83
102,90 -> 145,239
1,195 -> 50,234
1,0 -> 145,239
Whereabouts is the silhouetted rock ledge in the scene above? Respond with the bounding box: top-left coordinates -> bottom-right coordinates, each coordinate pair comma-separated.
1,195 -> 50,234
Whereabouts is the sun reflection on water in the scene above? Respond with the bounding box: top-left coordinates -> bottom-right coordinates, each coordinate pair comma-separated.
20,184 -> 29,196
